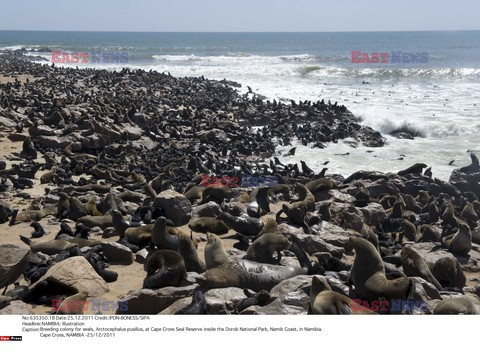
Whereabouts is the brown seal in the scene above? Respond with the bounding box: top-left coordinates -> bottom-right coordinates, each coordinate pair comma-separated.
188,217 -> 229,235
400,246 -> 442,290
204,233 -> 230,269
309,276 -> 376,315
245,233 -> 291,264
351,237 -> 411,301
143,250 -> 186,289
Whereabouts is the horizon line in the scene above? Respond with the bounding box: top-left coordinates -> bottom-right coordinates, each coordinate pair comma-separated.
1,29 -> 479,33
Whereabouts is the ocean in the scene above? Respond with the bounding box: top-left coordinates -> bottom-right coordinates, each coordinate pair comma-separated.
1,30 -> 479,180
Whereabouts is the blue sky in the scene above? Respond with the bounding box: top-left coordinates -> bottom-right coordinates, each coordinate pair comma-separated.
1,0 -> 479,32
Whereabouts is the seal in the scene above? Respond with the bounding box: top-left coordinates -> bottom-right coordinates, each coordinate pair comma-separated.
276,183 -> 315,225
418,224 -> 441,243
441,202 -> 458,227
30,221 -> 46,238
305,178 -> 338,198
20,235 -> 77,255
309,276 -> 376,315
462,201 -> 478,227
443,223 -> 472,255
188,217 -> 229,235
19,136 -> 37,160
143,250 -> 186,289
204,232 -> 230,269
400,219 -> 417,241
85,196 -> 102,216
68,198 -> 87,220
124,224 -> 154,246
57,192 -> 70,219
257,218 -> 281,237
183,186 -> 204,203
14,206 -> 57,223
432,256 -> 466,289
112,210 -> 142,238
397,163 -> 428,176
78,215 -> 113,229
151,216 -> 180,250
245,233 -> 291,264
400,246 -> 442,290
197,259 -> 310,291
221,201 -> 244,216
433,298 -> 478,315
175,289 -> 208,315
218,212 -> 263,236
234,289 -> 271,312
351,237 -> 412,301
178,235 -> 206,273
255,187 -> 271,214
198,241 -> 320,291
201,187 -> 230,205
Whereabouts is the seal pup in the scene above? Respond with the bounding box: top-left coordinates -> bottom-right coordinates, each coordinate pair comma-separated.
351,237 -> 412,301
233,233 -> 250,251
245,233 -> 291,264
30,221 -> 46,238
188,217 -> 229,235
400,246 -> 442,290
19,136 -> 37,160
57,192 -> 71,219
218,212 -> 263,236
255,187 -> 271,214
309,276 -> 376,315
234,290 -> 271,312
442,223 -> 472,255
175,289 -> 207,315
143,250 -> 186,289
204,233 -> 230,269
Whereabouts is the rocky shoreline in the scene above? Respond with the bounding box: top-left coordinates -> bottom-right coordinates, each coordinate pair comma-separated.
0,51 -> 479,315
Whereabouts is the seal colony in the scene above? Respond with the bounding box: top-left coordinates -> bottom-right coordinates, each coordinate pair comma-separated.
0,50 -> 479,315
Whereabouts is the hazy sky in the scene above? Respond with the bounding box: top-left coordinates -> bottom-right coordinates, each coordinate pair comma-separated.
1,0 -> 479,32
